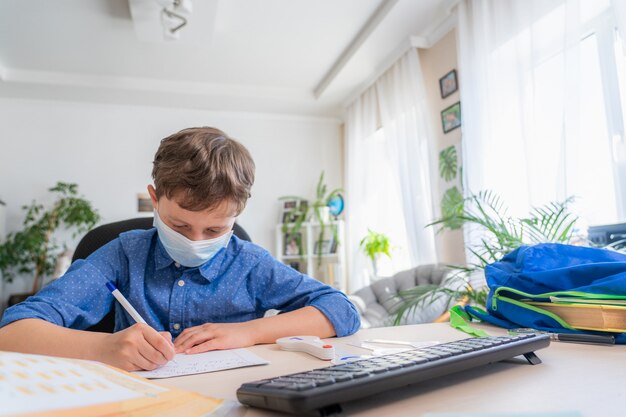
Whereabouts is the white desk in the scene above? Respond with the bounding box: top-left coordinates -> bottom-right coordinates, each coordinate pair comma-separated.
160,323 -> 625,416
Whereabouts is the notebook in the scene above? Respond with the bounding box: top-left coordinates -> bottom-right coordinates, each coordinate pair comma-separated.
133,348 -> 268,379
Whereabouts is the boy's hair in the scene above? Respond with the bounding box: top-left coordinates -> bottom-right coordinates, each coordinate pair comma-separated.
152,127 -> 255,214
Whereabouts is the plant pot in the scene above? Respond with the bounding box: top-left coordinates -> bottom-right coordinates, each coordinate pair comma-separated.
316,206 -> 331,224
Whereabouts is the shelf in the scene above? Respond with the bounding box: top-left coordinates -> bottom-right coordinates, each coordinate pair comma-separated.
275,220 -> 346,292
311,253 -> 339,258
281,255 -> 304,260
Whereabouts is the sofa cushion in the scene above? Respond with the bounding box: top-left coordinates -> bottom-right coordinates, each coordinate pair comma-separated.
369,277 -> 401,312
351,264 -> 454,328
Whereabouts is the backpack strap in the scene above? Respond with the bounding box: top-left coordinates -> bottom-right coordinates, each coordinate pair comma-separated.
449,305 -> 489,337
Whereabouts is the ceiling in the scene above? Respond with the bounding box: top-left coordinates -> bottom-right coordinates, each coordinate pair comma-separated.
0,0 -> 456,118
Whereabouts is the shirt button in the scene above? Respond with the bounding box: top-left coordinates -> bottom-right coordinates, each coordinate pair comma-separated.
173,323 -> 181,330
177,279 -> 185,287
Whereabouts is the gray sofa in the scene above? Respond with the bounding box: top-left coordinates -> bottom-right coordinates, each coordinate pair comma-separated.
348,264 -> 455,328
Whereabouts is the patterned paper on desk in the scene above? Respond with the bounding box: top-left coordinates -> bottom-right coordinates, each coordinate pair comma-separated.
0,351 -> 224,417
133,348 -> 269,379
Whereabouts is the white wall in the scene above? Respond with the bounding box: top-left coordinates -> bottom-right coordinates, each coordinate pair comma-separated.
0,98 -> 343,256
419,30 -> 466,266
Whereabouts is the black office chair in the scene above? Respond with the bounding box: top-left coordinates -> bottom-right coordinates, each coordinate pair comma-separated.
71,217 -> 251,332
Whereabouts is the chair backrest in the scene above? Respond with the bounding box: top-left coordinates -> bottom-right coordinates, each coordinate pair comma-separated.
71,217 -> 251,332
72,217 -> 251,262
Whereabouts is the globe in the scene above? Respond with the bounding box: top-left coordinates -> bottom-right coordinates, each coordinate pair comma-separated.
327,194 -> 344,217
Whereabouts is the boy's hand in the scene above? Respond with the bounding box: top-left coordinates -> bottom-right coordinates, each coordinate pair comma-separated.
173,322 -> 257,354
99,324 -> 175,371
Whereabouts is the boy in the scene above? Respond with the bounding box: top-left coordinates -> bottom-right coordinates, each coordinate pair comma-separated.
0,127 -> 360,371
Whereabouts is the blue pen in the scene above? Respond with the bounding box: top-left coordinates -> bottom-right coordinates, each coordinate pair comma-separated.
106,281 -> 147,325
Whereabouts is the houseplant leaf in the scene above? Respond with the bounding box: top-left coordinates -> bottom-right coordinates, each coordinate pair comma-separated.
439,145 -> 458,182
0,182 -> 100,292
440,186 -> 464,230
396,190 -> 579,325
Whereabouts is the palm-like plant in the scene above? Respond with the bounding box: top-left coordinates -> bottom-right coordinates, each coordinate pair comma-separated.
393,190 -> 578,324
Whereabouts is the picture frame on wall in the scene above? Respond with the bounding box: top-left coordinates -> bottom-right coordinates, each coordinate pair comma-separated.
439,69 -> 458,99
441,102 -> 462,133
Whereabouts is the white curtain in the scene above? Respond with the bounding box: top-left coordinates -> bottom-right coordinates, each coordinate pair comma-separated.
345,87 -> 380,292
457,0 -> 626,258
345,50 -> 438,293
613,0 -> 626,55
375,51 -> 438,267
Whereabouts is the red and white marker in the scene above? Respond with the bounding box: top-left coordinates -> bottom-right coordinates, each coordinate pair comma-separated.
276,336 -> 335,360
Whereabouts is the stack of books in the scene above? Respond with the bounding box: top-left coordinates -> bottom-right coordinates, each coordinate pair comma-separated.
527,297 -> 626,332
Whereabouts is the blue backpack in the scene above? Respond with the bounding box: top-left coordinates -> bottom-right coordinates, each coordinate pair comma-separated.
465,243 -> 626,344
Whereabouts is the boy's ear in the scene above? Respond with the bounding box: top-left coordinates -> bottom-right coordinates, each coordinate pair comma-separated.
147,185 -> 159,210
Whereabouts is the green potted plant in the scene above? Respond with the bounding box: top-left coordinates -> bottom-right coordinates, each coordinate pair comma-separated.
0,182 -> 101,303
393,190 -> 579,324
359,229 -> 391,278
280,171 -> 343,265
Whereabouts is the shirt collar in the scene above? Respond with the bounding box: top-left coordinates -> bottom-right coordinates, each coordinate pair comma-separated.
155,237 -> 175,270
198,248 -> 228,282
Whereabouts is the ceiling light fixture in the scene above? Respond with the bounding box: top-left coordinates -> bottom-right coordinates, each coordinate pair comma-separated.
130,0 -> 214,43
156,0 -> 193,40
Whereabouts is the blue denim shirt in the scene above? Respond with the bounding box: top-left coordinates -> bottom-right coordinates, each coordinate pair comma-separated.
0,229 -> 360,338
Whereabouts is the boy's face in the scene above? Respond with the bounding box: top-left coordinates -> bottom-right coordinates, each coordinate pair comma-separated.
147,185 -> 237,241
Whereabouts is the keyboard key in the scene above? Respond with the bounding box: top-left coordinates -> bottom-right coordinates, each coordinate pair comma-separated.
240,379 -> 270,388
332,373 -> 353,382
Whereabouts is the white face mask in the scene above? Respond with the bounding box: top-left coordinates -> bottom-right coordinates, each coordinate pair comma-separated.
153,210 -> 233,267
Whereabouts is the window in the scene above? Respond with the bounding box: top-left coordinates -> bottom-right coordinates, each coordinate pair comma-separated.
485,1 -> 625,227
360,128 -> 411,276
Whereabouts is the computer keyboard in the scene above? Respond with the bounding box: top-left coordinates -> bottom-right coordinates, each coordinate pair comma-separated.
236,334 -> 550,416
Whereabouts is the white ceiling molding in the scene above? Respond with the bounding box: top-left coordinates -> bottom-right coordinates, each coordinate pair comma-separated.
422,1 -> 459,47
3,68 -> 308,100
313,0 -> 399,99
0,81 -> 343,122
0,67 -> 342,119
339,0 -> 459,110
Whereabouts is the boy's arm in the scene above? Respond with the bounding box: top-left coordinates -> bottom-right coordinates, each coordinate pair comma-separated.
174,306 -> 334,354
173,252 -> 360,354
250,305 -> 336,342
0,318 -> 175,371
